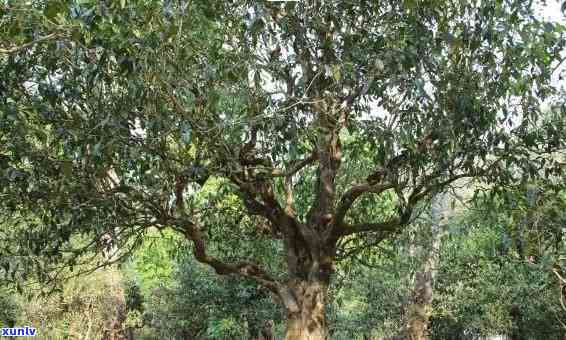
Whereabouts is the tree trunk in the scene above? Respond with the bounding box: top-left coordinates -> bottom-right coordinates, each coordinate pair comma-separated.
404,193 -> 448,340
405,271 -> 434,340
284,279 -> 329,340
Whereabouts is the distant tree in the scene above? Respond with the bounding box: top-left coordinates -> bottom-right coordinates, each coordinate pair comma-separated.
1,1 -> 565,338
431,187 -> 566,339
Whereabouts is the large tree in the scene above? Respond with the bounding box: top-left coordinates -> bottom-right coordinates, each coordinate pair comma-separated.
1,0 -> 565,338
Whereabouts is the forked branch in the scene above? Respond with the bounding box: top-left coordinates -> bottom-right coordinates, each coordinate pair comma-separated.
175,218 -> 280,294
172,173 -> 280,294
335,182 -> 395,227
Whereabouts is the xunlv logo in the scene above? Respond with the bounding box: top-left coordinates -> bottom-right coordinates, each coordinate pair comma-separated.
1,327 -> 37,337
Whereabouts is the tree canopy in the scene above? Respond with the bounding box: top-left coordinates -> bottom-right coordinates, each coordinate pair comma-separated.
1,1 -> 565,339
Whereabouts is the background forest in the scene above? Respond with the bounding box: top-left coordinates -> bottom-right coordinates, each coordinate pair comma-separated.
1,186 -> 564,339
1,0 -> 565,339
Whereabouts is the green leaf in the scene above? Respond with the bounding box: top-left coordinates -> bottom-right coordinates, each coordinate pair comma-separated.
250,18 -> 265,36
332,65 -> 342,83
61,161 -> 72,177
44,1 -> 66,20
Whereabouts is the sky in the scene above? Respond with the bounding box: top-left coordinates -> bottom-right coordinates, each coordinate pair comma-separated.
538,0 -> 566,23
537,1 -> 566,94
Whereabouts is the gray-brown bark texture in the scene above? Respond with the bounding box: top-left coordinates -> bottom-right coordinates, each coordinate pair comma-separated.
404,194 -> 448,340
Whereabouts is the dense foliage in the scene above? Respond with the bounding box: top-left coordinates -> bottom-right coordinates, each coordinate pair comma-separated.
1,0 -> 565,339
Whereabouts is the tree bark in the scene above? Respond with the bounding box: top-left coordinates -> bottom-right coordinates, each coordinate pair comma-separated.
250,319 -> 275,340
404,193 -> 447,340
405,271 -> 434,340
284,279 -> 329,340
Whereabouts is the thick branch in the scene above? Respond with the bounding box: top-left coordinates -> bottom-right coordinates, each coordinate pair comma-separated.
408,170 -> 487,206
308,112 -> 343,230
0,33 -> 62,54
552,267 -> 566,312
339,174 -> 473,237
280,153 -> 318,218
241,152 -> 317,179
173,173 -> 279,293
287,152 -> 318,175
176,218 -> 279,294
231,176 -> 281,218
335,183 -> 395,227
340,217 -> 402,236
341,74 -> 375,108
284,175 -> 295,216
